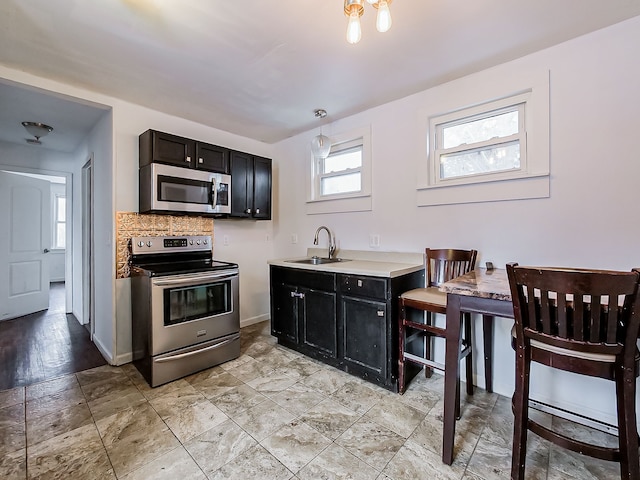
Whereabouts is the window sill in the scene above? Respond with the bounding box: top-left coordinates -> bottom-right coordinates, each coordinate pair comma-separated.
306,194 -> 372,215
417,173 -> 549,206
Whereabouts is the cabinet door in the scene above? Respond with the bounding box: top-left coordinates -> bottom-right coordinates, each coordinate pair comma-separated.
341,296 -> 387,377
301,288 -> 337,357
196,142 -> 229,173
252,156 -> 272,220
230,151 -> 252,218
271,283 -> 298,343
151,131 -> 195,168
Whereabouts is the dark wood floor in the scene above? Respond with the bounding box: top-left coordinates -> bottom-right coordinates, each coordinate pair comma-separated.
0,282 -> 107,391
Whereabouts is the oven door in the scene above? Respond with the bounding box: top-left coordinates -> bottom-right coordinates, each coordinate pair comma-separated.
150,269 -> 239,355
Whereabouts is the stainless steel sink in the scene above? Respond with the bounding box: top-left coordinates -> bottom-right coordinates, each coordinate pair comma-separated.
287,257 -> 351,265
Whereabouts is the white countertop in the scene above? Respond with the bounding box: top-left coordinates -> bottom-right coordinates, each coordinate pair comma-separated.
268,249 -> 425,278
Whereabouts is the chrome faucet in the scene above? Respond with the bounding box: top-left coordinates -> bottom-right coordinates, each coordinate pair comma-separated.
313,226 -> 336,259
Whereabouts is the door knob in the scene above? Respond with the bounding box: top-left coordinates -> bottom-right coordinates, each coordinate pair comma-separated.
43,248 -> 50,253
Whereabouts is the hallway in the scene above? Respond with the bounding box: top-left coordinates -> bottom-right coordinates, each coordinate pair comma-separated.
0,282 -> 106,391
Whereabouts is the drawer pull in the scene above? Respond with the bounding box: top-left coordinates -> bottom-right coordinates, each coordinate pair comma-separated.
377,310 -> 385,317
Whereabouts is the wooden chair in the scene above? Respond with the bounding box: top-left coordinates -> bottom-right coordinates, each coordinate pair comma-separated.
506,263 -> 640,480
398,248 -> 479,404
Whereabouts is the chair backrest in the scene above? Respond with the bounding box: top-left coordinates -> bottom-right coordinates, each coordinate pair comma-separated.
426,248 -> 477,288
506,263 -> 640,357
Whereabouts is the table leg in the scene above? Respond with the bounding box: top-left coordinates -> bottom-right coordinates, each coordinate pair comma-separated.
483,315 -> 494,393
443,293 -> 463,465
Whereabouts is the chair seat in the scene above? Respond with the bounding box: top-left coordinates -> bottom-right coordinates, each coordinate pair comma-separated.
400,287 -> 447,307
510,326 -> 637,363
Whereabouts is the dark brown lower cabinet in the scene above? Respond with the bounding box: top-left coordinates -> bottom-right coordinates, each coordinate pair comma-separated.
270,265 -> 423,392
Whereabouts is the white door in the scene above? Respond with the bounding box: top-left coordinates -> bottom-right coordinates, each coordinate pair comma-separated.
0,171 -> 51,321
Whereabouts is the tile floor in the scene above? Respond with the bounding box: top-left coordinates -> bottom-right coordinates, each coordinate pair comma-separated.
0,321 -> 621,479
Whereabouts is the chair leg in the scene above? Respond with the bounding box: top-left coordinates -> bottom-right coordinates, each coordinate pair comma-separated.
615,362 -> 640,479
511,343 -> 531,480
424,311 -> 433,378
463,312 -> 474,396
482,315 -> 493,393
398,300 -> 407,394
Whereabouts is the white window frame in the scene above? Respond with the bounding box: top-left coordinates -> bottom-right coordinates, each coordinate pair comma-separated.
431,94 -> 528,187
417,68 -> 550,206
316,138 -> 364,199
307,126 -> 372,214
53,193 -> 66,250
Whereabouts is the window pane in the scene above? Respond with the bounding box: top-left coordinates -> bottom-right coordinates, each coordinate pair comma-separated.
442,110 -> 519,149
324,147 -> 362,174
440,142 -> 520,179
55,224 -> 66,249
321,172 -> 361,196
56,197 -> 66,222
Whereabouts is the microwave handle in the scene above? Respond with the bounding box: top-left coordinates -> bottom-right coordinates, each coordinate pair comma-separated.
211,179 -> 218,207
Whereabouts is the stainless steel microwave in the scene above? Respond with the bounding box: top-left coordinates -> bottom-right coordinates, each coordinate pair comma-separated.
139,163 -> 231,216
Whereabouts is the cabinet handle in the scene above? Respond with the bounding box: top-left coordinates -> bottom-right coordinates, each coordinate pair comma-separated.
255,208 -> 260,214
290,292 -> 305,299
246,208 -> 252,214
377,310 -> 385,317
186,156 -> 191,163
198,157 -> 203,164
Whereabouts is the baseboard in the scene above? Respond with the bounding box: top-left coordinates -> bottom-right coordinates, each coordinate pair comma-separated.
113,352 -> 133,366
240,314 -> 269,328
92,335 -> 115,366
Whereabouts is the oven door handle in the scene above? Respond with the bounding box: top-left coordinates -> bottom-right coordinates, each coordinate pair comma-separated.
152,271 -> 238,287
154,334 -> 240,363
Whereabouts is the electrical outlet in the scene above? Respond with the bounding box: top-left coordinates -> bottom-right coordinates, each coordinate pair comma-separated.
223,235 -> 229,246
291,234 -> 298,244
369,234 -> 380,248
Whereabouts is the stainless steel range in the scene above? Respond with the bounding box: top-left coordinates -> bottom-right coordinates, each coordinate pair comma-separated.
130,235 -> 239,387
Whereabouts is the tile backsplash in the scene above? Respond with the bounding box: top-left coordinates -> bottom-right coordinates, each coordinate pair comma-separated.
115,212 -> 214,278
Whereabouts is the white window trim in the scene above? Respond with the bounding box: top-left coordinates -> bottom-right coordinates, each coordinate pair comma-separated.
306,126 -> 372,215
417,68 -> 550,206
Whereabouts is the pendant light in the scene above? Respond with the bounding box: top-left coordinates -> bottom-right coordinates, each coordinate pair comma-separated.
310,109 -> 331,160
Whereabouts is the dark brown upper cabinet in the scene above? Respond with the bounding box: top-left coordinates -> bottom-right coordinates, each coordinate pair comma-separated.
139,129 -> 229,174
230,151 -> 272,220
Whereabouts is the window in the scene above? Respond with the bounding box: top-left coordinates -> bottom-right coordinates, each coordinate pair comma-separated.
53,195 -> 66,249
416,67 -> 550,206
430,93 -> 529,186
307,126 -> 372,214
318,139 -> 363,197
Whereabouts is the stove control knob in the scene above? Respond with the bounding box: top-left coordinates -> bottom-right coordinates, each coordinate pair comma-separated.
190,240 -> 194,245
146,241 -> 153,247
137,241 -> 144,248
196,240 -> 201,245
203,239 -> 208,245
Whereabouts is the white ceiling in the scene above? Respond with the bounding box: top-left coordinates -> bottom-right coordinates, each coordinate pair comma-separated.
1,0 -> 640,151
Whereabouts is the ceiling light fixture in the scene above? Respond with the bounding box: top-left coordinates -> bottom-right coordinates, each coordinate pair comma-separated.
22,121 -> 53,145
344,0 -> 392,44
310,109 -> 332,160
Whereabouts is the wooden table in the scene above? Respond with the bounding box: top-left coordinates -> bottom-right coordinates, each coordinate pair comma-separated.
439,268 -> 513,465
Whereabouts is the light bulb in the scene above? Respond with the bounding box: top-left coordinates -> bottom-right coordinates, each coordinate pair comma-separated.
346,10 -> 362,44
366,0 -> 377,4
376,0 -> 392,33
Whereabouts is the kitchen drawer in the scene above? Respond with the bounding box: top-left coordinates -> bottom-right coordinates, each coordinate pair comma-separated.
338,274 -> 387,300
271,266 -> 336,291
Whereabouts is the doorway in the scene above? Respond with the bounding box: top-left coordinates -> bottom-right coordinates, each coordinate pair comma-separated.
0,167 -> 72,319
82,157 -> 94,336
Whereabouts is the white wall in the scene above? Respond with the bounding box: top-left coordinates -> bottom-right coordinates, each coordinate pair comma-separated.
272,16 -> 640,426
